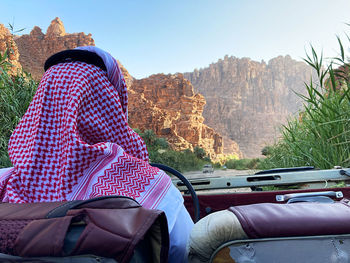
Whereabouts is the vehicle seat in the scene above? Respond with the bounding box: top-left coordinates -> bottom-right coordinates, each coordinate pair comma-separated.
187,199 -> 350,263
187,210 -> 248,263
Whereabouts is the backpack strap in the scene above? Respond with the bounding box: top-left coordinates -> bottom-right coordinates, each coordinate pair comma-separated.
46,196 -> 140,218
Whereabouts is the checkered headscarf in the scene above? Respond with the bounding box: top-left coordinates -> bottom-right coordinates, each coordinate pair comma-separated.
5,47 -> 171,204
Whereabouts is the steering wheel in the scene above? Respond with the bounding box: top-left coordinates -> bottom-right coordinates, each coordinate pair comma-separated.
150,163 -> 200,223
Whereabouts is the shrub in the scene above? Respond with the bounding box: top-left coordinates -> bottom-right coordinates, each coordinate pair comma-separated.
213,162 -> 221,169
0,52 -> 38,168
225,158 -> 260,170
260,34 -> 350,170
193,146 -> 206,159
261,146 -> 272,156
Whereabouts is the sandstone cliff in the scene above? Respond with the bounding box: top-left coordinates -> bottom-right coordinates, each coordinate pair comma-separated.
0,24 -> 21,74
184,55 -> 315,158
126,71 -> 241,159
14,17 -> 94,80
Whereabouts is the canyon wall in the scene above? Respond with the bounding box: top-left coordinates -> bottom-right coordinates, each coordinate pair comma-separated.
126,71 -> 241,159
184,55 -> 315,157
14,17 -> 94,80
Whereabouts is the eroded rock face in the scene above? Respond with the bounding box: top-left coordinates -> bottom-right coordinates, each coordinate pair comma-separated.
6,17 -> 240,159
126,72 -> 242,159
0,24 -> 21,74
14,17 -> 94,80
46,17 -> 66,37
184,55 -> 315,157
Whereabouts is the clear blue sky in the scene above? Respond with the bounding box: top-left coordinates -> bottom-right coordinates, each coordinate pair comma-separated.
1,0 -> 350,78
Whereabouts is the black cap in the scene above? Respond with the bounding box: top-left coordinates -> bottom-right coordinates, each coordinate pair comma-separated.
44,49 -> 107,72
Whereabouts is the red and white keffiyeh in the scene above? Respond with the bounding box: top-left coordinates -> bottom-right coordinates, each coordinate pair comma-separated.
0,47 -> 172,208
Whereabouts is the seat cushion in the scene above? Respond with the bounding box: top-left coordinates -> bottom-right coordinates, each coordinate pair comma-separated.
187,200 -> 350,262
187,210 -> 247,263
229,199 -> 350,239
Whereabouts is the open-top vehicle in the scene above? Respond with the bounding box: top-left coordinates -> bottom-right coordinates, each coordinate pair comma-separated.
1,39 -> 350,262
2,165 -> 350,262
176,165 -> 350,263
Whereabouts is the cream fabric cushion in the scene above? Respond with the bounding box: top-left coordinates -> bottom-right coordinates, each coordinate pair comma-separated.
187,210 -> 248,263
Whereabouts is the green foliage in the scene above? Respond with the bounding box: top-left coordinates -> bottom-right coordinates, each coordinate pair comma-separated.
7,22 -> 25,34
213,162 -> 222,169
149,149 -> 207,172
134,129 -> 208,172
193,146 -> 206,159
225,158 -> 260,170
260,33 -> 350,170
331,181 -> 347,188
135,129 -> 169,151
261,146 -> 272,156
0,52 -> 38,168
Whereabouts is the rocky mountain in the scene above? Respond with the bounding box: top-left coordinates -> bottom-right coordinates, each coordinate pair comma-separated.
14,17 -> 94,80
184,55 -> 315,157
0,18 -> 238,160
0,24 -> 21,74
125,71 -> 241,159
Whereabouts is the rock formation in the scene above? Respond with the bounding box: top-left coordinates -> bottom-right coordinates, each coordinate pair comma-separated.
119,63 -> 240,159
0,24 -> 21,74
184,55 -> 315,157
126,71 -> 241,159
1,17 -> 236,159
14,17 -> 94,80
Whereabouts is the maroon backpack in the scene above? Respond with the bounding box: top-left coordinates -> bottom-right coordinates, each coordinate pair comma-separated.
0,196 -> 169,263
